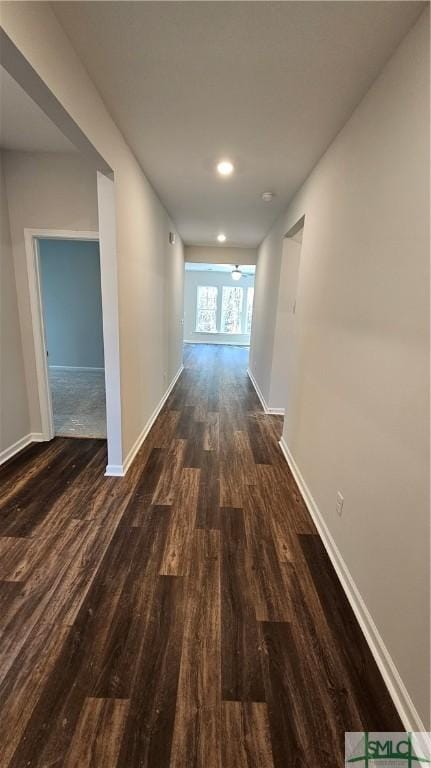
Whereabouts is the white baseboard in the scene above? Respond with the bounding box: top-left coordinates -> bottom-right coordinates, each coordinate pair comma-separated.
278,435 -> 428,734
0,431 -> 46,467
184,340 -> 250,347
49,365 -> 105,372
104,463 -> 124,477
247,367 -> 285,415
104,365 -> 184,478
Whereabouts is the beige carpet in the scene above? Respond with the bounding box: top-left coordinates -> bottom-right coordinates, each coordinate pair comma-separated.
49,367 -> 107,438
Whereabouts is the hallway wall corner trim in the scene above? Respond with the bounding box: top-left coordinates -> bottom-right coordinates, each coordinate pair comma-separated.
0,432 -> 45,467
105,364 -> 184,477
278,435 -> 427,734
247,368 -> 285,415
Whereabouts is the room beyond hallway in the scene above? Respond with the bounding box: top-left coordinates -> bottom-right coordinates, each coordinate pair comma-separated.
38,237 -> 107,441
183,262 -> 256,346
0,344 -> 401,768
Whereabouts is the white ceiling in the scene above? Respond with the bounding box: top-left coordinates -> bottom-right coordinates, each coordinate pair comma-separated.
185,262 -> 255,275
0,66 -> 76,154
53,2 -> 424,246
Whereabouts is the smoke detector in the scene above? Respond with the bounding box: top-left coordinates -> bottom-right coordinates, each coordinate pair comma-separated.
261,191 -> 275,202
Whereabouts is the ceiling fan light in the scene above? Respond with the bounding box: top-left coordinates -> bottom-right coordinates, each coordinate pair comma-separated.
231,265 -> 242,281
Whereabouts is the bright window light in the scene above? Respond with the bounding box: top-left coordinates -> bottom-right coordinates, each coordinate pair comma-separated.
221,286 -> 243,334
246,287 -> 254,333
196,286 -> 218,332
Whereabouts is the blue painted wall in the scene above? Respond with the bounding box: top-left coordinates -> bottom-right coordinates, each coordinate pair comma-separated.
39,239 -> 104,368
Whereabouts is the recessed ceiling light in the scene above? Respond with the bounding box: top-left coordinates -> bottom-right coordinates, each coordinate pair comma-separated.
217,233 -> 226,242
217,160 -> 234,177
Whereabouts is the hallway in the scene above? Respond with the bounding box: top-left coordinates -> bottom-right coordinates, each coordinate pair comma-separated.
0,344 -> 401,767
1,0 -> 429,740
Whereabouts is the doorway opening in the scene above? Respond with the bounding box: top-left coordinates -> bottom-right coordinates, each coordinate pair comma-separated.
183,262 -> 256,358
25,230 -> 108,442
1,49 -> 122,472
37,236 -> 106,439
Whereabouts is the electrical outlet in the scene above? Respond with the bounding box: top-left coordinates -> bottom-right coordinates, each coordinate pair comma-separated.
336,491 -> 344,517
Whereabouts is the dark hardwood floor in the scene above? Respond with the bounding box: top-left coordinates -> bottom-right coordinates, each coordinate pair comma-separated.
0,343 -> 402,767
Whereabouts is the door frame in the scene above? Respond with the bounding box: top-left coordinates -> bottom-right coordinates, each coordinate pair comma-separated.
24,228 -> 100,442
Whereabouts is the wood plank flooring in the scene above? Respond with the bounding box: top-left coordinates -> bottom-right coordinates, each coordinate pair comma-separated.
0,343 -> 402,767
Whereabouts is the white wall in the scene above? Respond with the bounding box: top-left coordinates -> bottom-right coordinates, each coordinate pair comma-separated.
1,3 -> 184,466
250,9 -> 430,728
268,235 -> 302,413
248,231 -> 282,404
0,150 -> 30,457
165,236 -> 185,383
185,245 -> 257,265
184,269 -> 254,346
96,171 -> 122,471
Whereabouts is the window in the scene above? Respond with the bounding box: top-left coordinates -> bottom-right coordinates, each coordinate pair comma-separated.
246,287 -> 254,334
194,282 -> 254,335
196,286 -> 218,332
221,286 -> 244,334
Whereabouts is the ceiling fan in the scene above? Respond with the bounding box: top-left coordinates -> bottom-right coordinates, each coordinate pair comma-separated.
231,265 -> 250,281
